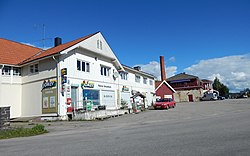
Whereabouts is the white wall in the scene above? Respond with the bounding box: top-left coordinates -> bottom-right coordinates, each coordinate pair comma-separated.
119,67 -> 155,107
21,58 -> 57,117
0,67 -> 22,118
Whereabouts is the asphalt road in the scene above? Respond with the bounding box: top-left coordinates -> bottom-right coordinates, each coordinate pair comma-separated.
1,98 -> 250,156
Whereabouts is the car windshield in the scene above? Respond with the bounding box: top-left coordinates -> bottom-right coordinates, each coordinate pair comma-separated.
156,98 -> 172,102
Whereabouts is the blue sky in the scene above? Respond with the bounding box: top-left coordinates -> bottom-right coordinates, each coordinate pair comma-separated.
1,0 -> 250,92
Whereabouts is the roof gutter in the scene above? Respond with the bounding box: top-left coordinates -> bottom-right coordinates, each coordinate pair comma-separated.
19,53 -> 61,67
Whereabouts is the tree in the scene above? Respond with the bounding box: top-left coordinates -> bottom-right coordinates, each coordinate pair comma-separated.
212,77 -> 229,97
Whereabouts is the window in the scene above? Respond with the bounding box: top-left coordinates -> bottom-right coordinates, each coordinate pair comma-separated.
34,64 -> 38,72
13,67 -> 21,76
135,75 -> 141,83
100,65 -> 110,77
97,40 -> 102,50
119,72 -> 128,80
97,40 -> 100,49
2,66 -> 11,75
30,64 -> 38,73
77,60 -> 81,70
143,77 -> 147,84
149,80 -> 153,86
77,60 -> 90,72
83,89 -> 100,106
100,41 -> 102,50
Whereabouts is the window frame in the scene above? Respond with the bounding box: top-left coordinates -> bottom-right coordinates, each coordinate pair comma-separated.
77,60 -> 90,73
100,65 -> 111,77
30,64 -> 39,74
135,75 -> 141,83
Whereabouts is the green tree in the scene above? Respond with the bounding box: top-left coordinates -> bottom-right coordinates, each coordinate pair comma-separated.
212,77 -> 229,97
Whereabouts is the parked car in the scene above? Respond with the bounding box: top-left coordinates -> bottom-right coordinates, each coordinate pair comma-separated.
201,93 -> 218,101
217,96 -> 225,100
154,98 -> 176,110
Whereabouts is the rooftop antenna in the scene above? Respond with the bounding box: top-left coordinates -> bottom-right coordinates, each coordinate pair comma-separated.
33,24 -> 52,49
42,24 -> 45,49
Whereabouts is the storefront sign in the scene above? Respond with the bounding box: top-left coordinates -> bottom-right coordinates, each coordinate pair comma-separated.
81,80 -> 94,88
42,79 -> 57,90
61,68 -> 67,76
98,84 -> 111,88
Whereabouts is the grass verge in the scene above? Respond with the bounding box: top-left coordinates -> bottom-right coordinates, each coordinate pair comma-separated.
0,124 -> 48,139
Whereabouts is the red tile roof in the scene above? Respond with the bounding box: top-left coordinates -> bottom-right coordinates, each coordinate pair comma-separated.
0,38 -> 42,65
20,32 -> 98,65
0,32 -> 98,65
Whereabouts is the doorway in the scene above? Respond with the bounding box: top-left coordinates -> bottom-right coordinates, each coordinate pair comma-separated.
188,94 -> 193,102
71,86 -> 78,109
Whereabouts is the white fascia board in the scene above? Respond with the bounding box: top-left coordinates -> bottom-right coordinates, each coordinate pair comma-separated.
155,80 -> 176,93
122,65 -> 155,79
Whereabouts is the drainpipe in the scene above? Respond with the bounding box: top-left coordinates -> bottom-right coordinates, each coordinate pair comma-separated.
0,65 -> 4,106
52,56 -> 60,117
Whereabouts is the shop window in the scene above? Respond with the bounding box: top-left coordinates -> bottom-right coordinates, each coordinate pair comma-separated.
100,65 -> 110,77
13,67 -> 21,76
119,71 -> 128,80
77,60 -> 90,72
83,89 -> 100,106
143,77 -> 147,84
135,75 -> 141,83
2,66 -> 11,75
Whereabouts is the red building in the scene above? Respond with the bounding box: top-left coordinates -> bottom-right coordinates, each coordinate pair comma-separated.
166,73 -> 213,102
155,80 -> 176,100
155,56 -> 176,100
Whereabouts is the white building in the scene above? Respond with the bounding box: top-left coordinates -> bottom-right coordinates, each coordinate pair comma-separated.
0,32 -> 155,120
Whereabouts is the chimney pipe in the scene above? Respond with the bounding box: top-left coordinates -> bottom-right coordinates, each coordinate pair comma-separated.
160,56 -> 166,81
54,37 -> 62,47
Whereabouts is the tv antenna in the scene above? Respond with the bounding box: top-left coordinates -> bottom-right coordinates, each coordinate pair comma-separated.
33,24 -> 52,49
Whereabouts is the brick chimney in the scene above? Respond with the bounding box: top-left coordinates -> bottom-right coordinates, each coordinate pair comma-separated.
160,56 -> 166,81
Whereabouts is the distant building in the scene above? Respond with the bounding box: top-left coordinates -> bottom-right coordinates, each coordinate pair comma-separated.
167,73 -> 213,102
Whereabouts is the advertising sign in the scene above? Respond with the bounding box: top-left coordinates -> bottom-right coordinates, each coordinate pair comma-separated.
42,78 -> 58,114
81,80 -> 94,88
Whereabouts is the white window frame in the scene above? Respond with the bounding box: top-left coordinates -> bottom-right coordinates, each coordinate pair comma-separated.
100,65 -> 110,77
143,77 -> 147,84
135,75 -> 141,83
77,60 -> 90,73
30,64 -> 39,74
119,71 -> 128,80
13,67 -> 21,76
2,66 -> 11,76
97,40 -> 103,50
149,80 -> 153,86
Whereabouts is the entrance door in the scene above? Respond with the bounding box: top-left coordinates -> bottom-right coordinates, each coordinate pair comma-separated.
188,95 -> 193,102
71,86 -> 78,109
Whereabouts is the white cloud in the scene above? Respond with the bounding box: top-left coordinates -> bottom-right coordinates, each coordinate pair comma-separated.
135,61 -> 177,80
184,54 -> 250,92
169,56 -> 175,62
